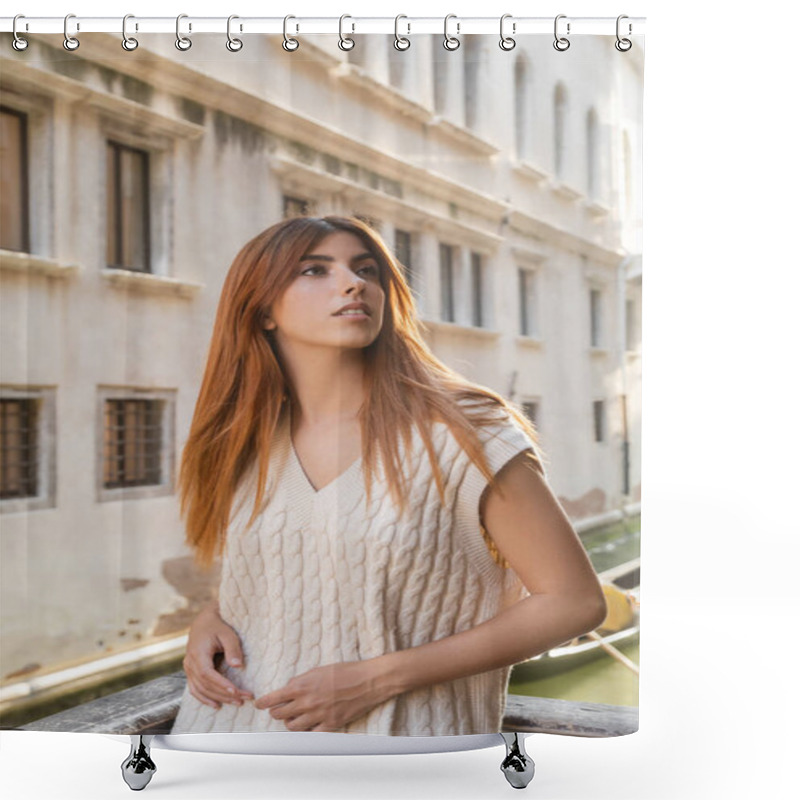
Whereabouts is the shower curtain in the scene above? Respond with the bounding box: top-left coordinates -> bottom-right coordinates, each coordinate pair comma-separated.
0,23 -> 643,740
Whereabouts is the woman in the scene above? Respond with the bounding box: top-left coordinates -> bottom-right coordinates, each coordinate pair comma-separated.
170,215 -> 606,736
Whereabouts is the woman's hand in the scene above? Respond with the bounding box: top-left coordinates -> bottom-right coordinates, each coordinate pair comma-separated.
183,603 -> 254,709
253,660 -> 393,732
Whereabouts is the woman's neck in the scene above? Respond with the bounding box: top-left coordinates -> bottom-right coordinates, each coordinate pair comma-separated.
282,347 -> 367,428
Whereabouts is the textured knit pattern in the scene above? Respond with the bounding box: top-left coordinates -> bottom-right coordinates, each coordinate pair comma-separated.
171,404 -> 537,736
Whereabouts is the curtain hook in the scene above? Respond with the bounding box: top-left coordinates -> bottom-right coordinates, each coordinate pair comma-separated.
394,14 -> 410,51
227,15 -> 243,52
122,14 -> 139,51
176,14 -> 192,51
63,13 -> 80,51
283,15 -> 299,51
443,13 -> 460,51
338,14 -> 355,51
553,14 -> 570,52
615,15 -> 633,52
12,15 -> 29,51
499,14 -> 516,51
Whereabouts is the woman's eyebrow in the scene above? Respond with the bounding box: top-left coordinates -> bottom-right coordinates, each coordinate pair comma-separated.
298,252 -> 374,263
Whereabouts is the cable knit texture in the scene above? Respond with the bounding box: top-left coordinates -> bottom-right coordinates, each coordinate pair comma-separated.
171,403 -> 537,736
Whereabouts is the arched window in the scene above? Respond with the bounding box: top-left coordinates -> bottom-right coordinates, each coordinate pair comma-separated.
554,83 -> 567,179
464,36 -> 481,129
514,54 -> 531,160
433,38 -> 448,114
587,107 -> 599,199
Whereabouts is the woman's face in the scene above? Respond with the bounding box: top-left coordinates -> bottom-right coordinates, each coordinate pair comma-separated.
264,230 -> 386,353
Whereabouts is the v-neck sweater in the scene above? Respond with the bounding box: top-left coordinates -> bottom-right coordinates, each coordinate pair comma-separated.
171,404 -> 538,736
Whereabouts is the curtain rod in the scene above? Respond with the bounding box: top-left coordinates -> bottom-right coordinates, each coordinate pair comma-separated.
1,16 -> 646,36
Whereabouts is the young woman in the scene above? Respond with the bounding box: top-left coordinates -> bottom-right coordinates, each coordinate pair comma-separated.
170,215 -> 606,737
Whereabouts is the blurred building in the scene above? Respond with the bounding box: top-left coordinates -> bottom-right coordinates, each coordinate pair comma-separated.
0,32 -> 642,696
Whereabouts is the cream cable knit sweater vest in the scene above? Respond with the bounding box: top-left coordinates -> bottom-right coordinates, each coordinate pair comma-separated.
171,404 -> 537,736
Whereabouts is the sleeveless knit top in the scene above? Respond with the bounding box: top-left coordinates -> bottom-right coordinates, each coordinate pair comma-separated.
171,404 -> 538,736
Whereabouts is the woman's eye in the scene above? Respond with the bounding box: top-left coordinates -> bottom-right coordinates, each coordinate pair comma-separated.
301,265 -> 325,276
359,265 -> 379,276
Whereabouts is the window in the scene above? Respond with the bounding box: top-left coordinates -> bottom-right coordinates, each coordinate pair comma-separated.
522,401 -> 539,428
0,106 -> 30,253
103,399 -> 163,488
394,229 -> 413,289
98,388 -> 175,501
554,83 -> 567,179
626,298 -> 639,352
587,108 -> 599,199
514,56 -> 531,161
590,288 -> 602,347
283,195 -> 310,219
623,130 -> 633,219
519,268 -> 538,336
470,251 -> 484,327
0,387 -> 56,512
1,397 -> 38,499
106,140 -> 151,272
439,243 -> 455,322
593,400 -> 605,443
464,37 -> 481,130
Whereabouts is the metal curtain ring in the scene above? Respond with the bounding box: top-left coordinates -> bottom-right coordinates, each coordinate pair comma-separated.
499,14 -> 516,51
122,14 -> 139,51
443,14 -> 460,51
553,14 -> 570,51
12,15 -> 29,51
394,15 -> 410,51
338,14 -> 354,51
176,14 -> 192,51
615,15 -> 632,52
227,15 -> 243,52
283,15 -> 299,51
63,13 -> 80,51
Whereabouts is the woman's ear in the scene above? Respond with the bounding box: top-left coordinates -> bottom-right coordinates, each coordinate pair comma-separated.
263,314 -> 277,331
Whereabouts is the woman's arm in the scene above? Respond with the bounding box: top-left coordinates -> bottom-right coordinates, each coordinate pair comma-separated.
373,450 -> 608,696
255,451 -> 607,730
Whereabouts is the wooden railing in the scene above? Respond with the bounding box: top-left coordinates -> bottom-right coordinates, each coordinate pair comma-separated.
17,671 -> 637,738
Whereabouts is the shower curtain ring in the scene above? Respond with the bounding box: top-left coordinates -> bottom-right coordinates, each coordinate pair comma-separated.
499,14 -> 516,51
338,14 -> 355,51
443,14 -> 460,51
553,14 -> 570,51
12,15 -> 29,51
394,15 -> 411,51
122,15 -> 139,51
283,15 -> 299,51
226,15 -> 243,52
63,13 -> 80,51
615,15 -> 633,52
176,14 -> 192,51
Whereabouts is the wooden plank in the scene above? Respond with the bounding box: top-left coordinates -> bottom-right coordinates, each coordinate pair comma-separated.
18,674 -> 638,738
503,694 -> 639,737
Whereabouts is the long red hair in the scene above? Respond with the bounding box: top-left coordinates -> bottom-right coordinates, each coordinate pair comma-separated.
179,215 -> 543,568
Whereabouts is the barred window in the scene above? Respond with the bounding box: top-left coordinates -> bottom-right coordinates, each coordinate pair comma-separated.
106,140 -> 151,272
0,398 -> 38,499
590,288 -> 602,347
283,195 -> 310,219
103,399 -> 163,488
440,243 -> 455,322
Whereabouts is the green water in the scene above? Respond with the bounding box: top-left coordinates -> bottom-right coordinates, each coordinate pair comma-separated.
509,517 -> 641,708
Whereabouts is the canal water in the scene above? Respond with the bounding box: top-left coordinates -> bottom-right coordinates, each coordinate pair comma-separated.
509,518 -> 641,708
